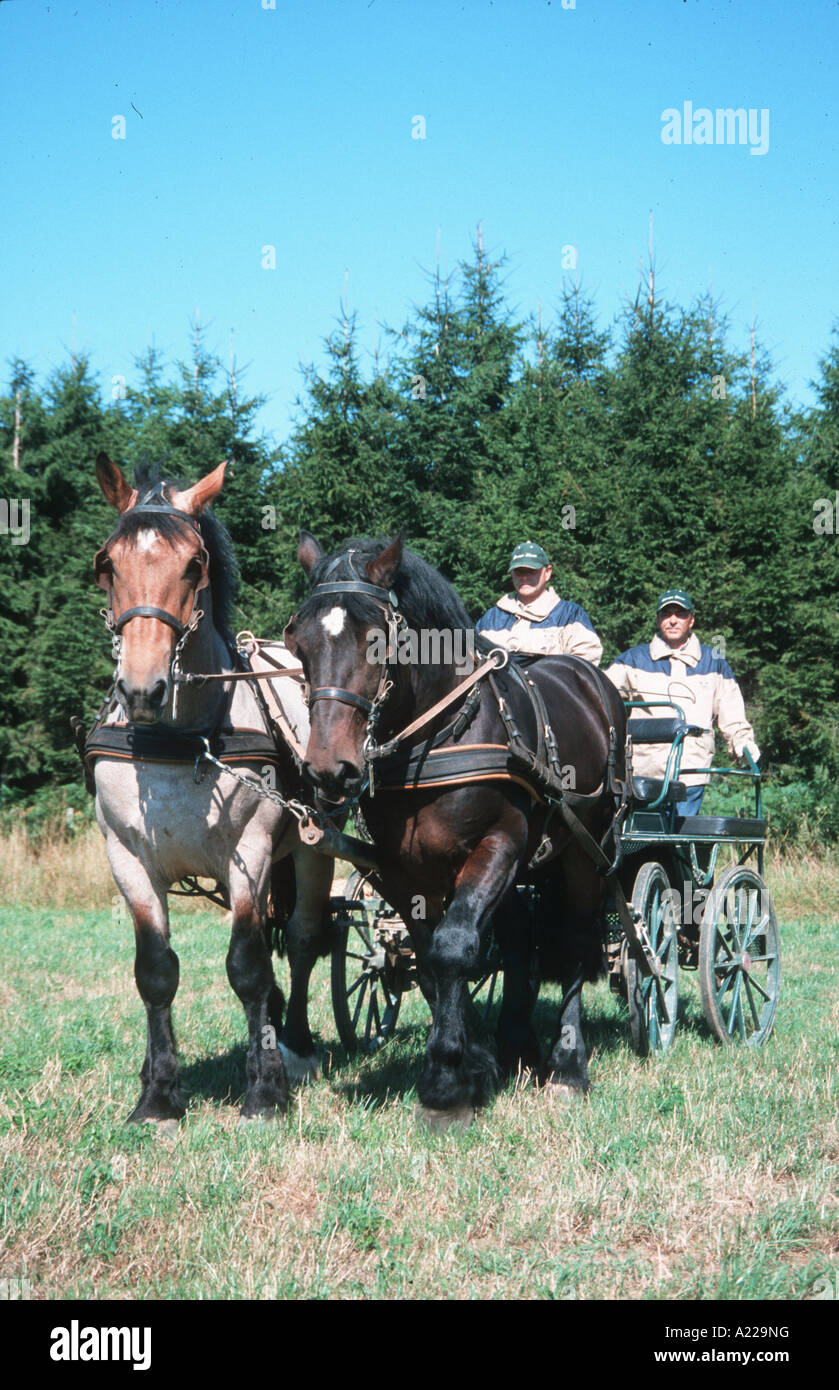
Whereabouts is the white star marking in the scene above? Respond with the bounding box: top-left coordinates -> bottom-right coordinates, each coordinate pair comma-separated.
321,606 -> 346,637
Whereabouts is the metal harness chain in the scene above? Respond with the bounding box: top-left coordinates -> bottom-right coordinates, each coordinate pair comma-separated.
191,736 -> 319,829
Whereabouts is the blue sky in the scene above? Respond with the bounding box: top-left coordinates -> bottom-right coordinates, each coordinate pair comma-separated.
2,0 -> 837,446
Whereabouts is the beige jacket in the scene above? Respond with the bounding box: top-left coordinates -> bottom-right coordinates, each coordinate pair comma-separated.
605,633 -> 758,786
475,586 -> 603,665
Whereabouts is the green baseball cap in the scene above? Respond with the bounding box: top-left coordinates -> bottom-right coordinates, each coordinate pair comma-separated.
508,541 -> 550,573
656,588 -> 694,614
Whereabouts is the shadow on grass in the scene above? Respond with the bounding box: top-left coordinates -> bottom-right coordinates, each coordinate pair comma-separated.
331,1044 -> 424,1108
179,1044 -> 248,1107
325,984 -> 679,1109
176,992 -> 717,1116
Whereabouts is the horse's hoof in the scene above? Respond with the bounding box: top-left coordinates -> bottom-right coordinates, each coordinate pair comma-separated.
545,1081 -> 585,1103
238,1106 -> 284,1127
278,1042 -> 321,1085
415,1104 -> 475,1133
144,1117 -> 179,1139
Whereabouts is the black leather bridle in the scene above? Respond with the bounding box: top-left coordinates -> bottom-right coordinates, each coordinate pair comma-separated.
304,579 -> 403,719
285,552 -> 406,784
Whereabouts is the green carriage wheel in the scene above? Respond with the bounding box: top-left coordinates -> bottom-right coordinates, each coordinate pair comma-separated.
699,865 -> 780,1045
625,862 -> 680,1056
331,870 -> 403,1053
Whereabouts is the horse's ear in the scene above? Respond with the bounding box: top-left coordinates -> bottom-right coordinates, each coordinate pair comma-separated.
169,460 -> 228,516
95,453 -> 138,513
366,530 -> 404,591
298,530 -> 323,575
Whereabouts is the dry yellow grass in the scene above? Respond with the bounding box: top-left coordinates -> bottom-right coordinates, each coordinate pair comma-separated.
0,823 -> 210,913
1,819 -> 835,924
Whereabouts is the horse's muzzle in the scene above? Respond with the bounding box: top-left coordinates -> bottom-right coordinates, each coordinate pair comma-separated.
303,759 -> 364,801
116,676 -> 168,724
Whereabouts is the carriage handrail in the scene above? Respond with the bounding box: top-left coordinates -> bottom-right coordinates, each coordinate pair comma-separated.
623,698 -> 761,819
676,751 -> 762,819
627,697 -> 763,821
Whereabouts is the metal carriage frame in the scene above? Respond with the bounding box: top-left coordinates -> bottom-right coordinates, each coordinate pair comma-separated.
608,700 -> 779,1055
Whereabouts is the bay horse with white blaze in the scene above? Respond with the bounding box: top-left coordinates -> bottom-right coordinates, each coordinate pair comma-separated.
285,532 -> 627,1127
89,455 -> 332,1127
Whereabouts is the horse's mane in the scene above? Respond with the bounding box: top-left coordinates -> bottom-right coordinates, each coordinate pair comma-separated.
109,458 -> 239,649
305,536 -> 473,632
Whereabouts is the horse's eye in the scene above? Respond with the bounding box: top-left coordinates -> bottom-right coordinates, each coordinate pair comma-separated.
184,557 -> 203,579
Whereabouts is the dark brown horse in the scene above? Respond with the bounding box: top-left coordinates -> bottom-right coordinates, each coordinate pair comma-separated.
284,532 -> 627,1127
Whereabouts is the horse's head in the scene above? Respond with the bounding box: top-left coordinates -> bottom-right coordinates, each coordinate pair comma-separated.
94,453 -> 227,723
284,531 -> 404,800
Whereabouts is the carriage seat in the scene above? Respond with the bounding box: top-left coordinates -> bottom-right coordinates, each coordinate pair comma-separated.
632,777 -> 688,805
626,714 -> 707,804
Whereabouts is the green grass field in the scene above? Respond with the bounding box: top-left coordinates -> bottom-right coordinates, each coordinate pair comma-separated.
1,853 -> 837,1301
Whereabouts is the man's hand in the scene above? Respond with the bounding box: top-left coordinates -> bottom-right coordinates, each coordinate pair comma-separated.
736,739 -> 760,764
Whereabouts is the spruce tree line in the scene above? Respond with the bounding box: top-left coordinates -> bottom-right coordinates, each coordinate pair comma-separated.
2,245 -> 838,846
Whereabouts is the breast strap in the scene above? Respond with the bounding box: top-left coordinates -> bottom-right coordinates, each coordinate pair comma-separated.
83,723 -> 286,772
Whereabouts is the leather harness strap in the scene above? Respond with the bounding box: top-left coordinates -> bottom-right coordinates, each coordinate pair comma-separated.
111,604 -> 191,638
371,648 -> 507,758
236,641 -> 308,764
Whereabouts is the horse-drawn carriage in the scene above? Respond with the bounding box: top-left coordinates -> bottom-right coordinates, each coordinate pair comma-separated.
84,455 -> 780,1129
328,701 -> 779,1059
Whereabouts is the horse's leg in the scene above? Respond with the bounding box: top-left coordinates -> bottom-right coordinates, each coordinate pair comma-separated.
417,839 -> 521,1126
494,887 -> 541,1079
544,849 -> 606,1098
227,854 -> 289,1119
280,844 -> 333,1083
105,840 -> 184,1125
546,967 -> 589,1098
541,845 -> 605,1095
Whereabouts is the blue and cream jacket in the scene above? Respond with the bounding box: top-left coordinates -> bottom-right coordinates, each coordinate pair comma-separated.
605,633 -> 758,785
475,586 -> 603,665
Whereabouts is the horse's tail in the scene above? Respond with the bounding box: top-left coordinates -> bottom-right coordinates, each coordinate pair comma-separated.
266,855 -> 296,956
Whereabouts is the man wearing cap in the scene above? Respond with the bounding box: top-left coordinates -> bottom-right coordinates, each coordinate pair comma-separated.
475,542 -> 603,665
605,589 -> 760,816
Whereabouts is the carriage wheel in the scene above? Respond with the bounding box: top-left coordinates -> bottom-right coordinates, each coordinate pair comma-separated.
331,870 -> 403,1054
625,862 -> 679,1056
699,866 -> 780,1046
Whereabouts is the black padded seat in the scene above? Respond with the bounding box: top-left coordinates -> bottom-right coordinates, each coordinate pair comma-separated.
632,777 -> 687,804
674,816 -> 766,839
